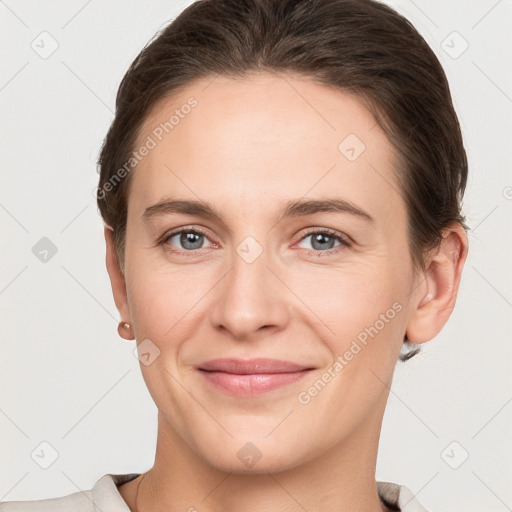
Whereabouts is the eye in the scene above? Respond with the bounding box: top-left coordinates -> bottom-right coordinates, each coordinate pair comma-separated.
296,228 -> 350,255
160,227 -> 215,254
158,226 -> 350,257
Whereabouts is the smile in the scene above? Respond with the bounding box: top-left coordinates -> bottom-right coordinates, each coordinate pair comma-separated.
196,358 -> 315,397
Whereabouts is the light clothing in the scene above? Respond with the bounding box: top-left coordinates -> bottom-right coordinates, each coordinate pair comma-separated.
0,473 -> 429,511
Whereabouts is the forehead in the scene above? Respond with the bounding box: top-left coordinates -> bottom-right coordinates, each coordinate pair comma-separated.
129,72 -> 401,222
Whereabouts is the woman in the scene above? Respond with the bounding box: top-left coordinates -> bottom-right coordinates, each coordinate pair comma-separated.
0,0 -> 468,510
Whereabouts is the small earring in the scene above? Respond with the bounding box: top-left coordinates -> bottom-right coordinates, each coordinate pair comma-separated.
118,321 -> 134,340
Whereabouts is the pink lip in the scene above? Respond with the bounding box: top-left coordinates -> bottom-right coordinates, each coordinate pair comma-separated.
197,358 -> 314,397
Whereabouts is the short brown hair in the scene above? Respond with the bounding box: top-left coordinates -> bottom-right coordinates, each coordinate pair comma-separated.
96,0 -> 469,361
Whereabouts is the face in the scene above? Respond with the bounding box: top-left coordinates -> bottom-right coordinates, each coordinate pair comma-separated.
116,72 -> 424,473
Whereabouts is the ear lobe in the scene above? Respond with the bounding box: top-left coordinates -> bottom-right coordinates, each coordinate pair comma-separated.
104,226 -> 131,325
405,223 -> 468,344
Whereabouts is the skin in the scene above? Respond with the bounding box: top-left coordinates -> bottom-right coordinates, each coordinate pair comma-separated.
105,71 -> 468,512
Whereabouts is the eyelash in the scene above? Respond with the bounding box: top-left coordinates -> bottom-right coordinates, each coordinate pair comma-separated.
158,226 -> 351,257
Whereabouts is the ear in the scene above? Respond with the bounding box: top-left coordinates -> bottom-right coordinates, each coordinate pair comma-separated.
104,226 -> 132,337
405,223 -> 469,344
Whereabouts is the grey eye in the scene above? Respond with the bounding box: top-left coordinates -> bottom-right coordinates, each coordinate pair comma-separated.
298,232 -> 343,251
166,230 -> 212,251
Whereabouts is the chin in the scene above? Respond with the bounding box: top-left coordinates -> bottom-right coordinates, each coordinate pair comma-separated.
204,447 -> 303,475
189,429 -> 316,475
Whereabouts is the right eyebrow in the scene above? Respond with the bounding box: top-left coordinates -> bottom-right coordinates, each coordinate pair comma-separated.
142,199 -> 223,223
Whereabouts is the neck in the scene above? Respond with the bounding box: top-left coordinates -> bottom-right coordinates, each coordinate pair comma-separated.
137,395 -> 391,512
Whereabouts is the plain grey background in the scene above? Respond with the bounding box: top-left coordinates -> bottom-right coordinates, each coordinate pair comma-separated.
1,1 -> 511,511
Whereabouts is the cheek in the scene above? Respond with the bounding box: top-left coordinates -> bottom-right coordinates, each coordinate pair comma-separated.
291,261 -> 406,340
125,258 -> 215,342
290,265 -> 407,416
124,223 -> 411,367
126,253 -> 409,347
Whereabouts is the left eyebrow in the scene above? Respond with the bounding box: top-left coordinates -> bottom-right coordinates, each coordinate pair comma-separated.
141,197 -> 374,224
282,198 -> 374,223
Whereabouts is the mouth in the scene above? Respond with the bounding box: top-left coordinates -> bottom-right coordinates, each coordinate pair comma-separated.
196,358 -> 315,397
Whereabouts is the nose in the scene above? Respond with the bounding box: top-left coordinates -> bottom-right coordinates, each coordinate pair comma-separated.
210,239 -> 291,341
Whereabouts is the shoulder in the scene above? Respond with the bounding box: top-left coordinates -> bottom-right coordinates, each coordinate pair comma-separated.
377,480 -> 430,512
0,489 -> 93,512
0,473 -> 140,512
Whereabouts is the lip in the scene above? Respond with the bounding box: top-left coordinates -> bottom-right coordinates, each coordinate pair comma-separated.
196,358 -> 314,397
